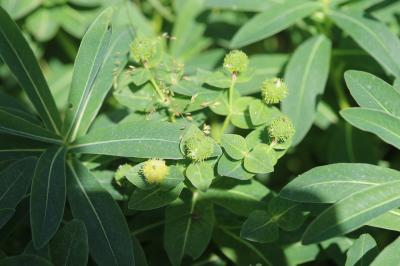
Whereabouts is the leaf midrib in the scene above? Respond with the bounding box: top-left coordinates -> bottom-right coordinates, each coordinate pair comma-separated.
69,162 -> 118,265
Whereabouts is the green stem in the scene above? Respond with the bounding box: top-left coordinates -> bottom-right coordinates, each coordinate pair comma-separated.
219,75 -> 237,138
149,76 -> 166,102
131,220 -> 165,236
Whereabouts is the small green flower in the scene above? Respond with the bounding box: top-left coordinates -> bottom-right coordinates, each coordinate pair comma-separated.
223,50 -> 249,75
184,134 -> 214,162
268,116 -> 295,143
141,159 -> 169,184
261,78 -> 288,104
130,36 -> 158,64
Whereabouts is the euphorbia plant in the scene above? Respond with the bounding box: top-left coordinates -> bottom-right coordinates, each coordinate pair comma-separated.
0,2 -> 297,265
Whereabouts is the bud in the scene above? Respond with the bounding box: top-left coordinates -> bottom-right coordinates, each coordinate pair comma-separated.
261,78 -> 288,104
268,116 -> 295,142
141,159 -> 168,184
223,50 -> 249,75
130,36 -> 158,64
184,134 -> 214,162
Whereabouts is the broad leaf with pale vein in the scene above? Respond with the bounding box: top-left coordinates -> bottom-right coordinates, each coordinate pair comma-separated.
67,159 -> 134,266
31,146 -> 67,248
70,120 -> 184,159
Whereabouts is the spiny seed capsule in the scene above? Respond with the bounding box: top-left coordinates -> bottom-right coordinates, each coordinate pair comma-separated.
141,159 -> 168,184
185,134 -> 214,162
130,36 -> 157,64
261,78 -> 288,104
223,50 -> 249,75
268,116 -> 295,143
114,163 -> 132,184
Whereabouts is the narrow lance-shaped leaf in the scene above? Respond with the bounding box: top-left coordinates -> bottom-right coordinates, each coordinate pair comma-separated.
280,163 -> 400,203
0,157 -> 37,210
230,0 -> 321,48
0,109 -> 62,145
282,35 -> 331,145
341,108 -> 400,150
344,70 -> 400,116
65,24 -> 133,139
345,234 -> 378,266
164,191 -> 215,266
30,146 -> 67,249
0,6 -> 61,133
67,159 -> 134,266
70,121 -> 184,159
50,219 -> 89,266
0,135 -> 47,161
302,180 -> 400,244
330,10 -> 400,78
370,237 -> 400,266
63,8 -> 113,142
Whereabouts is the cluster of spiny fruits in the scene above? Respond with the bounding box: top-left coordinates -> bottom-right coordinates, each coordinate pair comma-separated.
115,36 -> 295,187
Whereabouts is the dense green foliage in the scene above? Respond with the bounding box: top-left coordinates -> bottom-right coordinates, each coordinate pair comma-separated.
1,0 -> 400,265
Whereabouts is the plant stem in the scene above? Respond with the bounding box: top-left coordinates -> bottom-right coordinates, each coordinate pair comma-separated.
219,74 -> 237,138
149,76 -> 166,102
131,220 -> 165,236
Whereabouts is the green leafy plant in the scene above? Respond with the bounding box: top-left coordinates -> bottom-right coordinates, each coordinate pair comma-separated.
2,0 -> 400,265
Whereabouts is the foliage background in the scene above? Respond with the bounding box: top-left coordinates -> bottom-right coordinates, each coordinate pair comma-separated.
1,0 -> 400,265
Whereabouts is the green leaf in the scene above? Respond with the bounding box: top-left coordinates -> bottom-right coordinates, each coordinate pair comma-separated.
31,146 -> 67,248
248,100 -> 271,126
221,134 -> 248,160
130,68 -> 151,86
345,234 -> 378,266
330,10 -> 400,78
203,0 -> 274,11
213,227 -> 277,266
269,197 -> 304,231
0,109 -> 62,144
302,180 -> 400,244
0,157 -> 36,209
345,71 -> 400,116
367,209 -> 400,232
240,210 -> 279,243
230,97 -> 254,129
0,6 -> 62,133
63,8 -> 114,142
0,255 -> 52,266
0,208 -> 14,229
280,163 -> 400,203
164,192 -> 214,266
67,159 -> 134,266
244,144 -> 276,174
341,108 -> 400,150
55,6 -> 98,38
284,242 -> 319,266
128,183 -> 184,210
203,179 -> 269,216
0,0 -> 41,19
23,241 -> 50,260
186,162 -> 214,192
170,0 -> 209,60
230,0 -> 320,48
70,120 -> 184,159
217,154 -> 253,180
50,219 -> 89,266
282,35 -> 331,145
26,8 -> 59,42
370,237 -> 400,266
132,236 -> 148,266
0,135 -> 47,161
